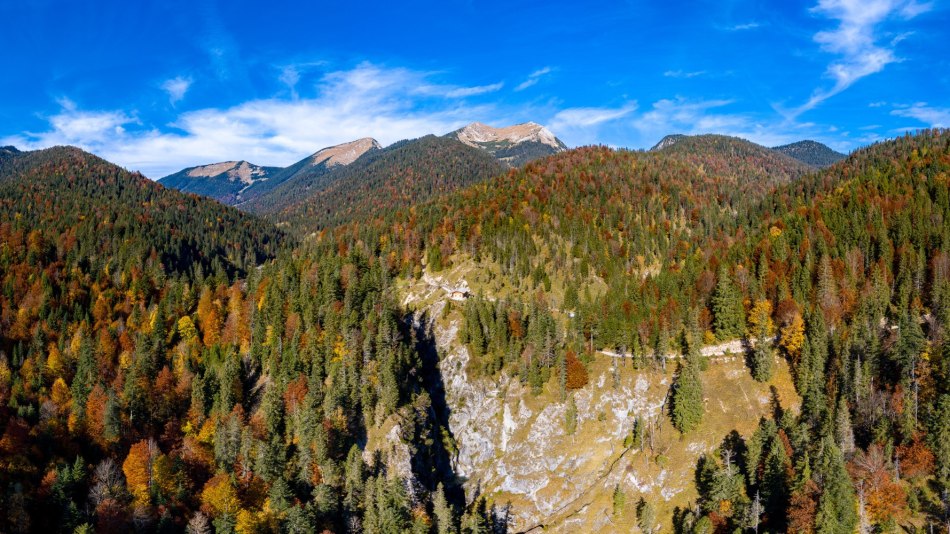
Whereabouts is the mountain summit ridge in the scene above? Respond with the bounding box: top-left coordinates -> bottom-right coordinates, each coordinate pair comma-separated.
447,121 -> 567,166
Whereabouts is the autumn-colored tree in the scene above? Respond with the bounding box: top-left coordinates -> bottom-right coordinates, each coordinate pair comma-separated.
779,313 -> 805,361
84,385 -> 109,447
565,349 -> 588,390
787,478 -> 819,534
123,439 -> 159,505
897,433 -> 935,480
196,287 -> 222,347
177,316 -> 198,345
848,444 -> 907,526
200,473 -> 241,519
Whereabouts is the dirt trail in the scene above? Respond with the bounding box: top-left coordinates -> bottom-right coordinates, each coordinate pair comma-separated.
598,337 -> 777,361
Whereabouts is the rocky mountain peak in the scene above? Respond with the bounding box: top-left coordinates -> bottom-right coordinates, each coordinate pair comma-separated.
455,121 -> 564,152
310,137 -> 382,168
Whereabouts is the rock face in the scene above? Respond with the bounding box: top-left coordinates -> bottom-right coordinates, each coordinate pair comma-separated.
159,160 -> 280,204
448,122 -> 567,166
650,134 -> 687,151
158,138 -> 381,205
185,161 -> 269,185
403,267 -> 801,532
308,137 -> 381,168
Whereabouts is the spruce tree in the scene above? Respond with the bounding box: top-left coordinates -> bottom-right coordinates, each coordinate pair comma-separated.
671,331 -> 704,434
712,266 -> 745,340
433,483 -> 457,534
814,436 -> 857,534
930,394 -> 950,491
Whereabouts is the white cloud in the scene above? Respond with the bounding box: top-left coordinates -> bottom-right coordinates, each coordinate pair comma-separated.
547,102 -> 637,144
515,67 -> 553,91
663,70 -> 707,78
891,102 -> 950,127
791,0 -> 931,116
3,63 -> 503,178
727,22 -> 761,31
436,82 -> 505,98
161,76 -> 192,105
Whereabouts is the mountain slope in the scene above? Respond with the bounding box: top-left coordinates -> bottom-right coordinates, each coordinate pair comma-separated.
237,137 -> 381,204
772,139 -> 846,167
376,129 -> 950,532
252,135 -> 504,231
447,121 -> 567,166
158,160 -> 281,204
159,137 -> 381,205
0,145 -> 285,277
650,133 -> 815,177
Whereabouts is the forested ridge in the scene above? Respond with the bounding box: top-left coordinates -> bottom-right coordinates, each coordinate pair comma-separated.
0,130 -> 949,533
248,135 -> 503,232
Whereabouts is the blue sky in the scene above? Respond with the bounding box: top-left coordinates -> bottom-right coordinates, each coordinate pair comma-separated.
1,0 -> 947,178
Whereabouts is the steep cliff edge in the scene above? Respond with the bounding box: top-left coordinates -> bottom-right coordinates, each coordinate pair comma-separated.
400,264 -> 801,532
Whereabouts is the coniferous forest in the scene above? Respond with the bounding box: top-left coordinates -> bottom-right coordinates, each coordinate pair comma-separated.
1,127 -> 949,534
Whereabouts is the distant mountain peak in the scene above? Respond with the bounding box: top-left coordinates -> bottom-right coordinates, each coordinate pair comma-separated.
456,121 -> 563,151
449,121 -> 566,166
185,161 -> 270,185
650,134 -> 687,151
310,137 -> 381,168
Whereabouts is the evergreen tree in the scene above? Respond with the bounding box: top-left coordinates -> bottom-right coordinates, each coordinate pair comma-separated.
671,331 -> 704,434
712,266 -> 746,340
930,394 -> 950,491
814,436 -> 857,534
433,482 -> 457,534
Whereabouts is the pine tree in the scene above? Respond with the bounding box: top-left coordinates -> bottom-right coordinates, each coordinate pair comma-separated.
748,299 -> 775,382
433,482 -> 457,534
814,436 -> 857,534
636,497 -> 657,534
930,394 -> 950,491
671,331 -> 704,434
712,266 -> 746,340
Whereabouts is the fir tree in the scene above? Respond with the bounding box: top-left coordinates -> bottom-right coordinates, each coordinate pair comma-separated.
671,331 -> 704,434
814,436 -> 857,534
712,266 -> 746,340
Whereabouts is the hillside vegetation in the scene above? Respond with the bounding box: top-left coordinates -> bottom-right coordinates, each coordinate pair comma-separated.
0,129 -> 948,534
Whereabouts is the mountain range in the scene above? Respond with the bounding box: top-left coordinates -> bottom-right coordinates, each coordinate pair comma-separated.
158,122 -> 565,206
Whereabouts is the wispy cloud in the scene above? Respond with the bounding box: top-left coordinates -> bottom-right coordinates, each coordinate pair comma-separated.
426,82 -> 505,98
891,102 -> 950,127
515,67 -> 553,91
2,63 -> 503,178
161,76 -> 192,105
551,102 -> 637,129
663,70 -> 707,78
725,21 -> 761,31
546,102 -> 637,146
789,0 -> 931,117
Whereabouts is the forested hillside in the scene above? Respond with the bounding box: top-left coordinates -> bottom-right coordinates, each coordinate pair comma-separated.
332,129 -> 950,532
773,139 -> 847,167
0,147 -> 493,532
254,135 -> 504,232
0,130 -> 948,533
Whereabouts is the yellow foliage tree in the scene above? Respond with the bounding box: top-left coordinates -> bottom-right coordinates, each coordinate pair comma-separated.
177,316 -> 198,344
201,474 -> 241,518
747,299 -> 775,338
779,314 -> 805,360
196,288 -> 222,347
50,377 -> 71,411
46,344 -> 63,377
